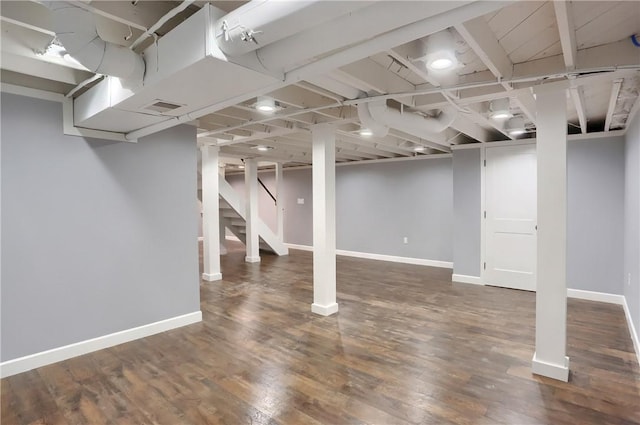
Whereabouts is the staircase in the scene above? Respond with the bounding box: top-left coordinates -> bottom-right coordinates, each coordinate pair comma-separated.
219,178 -> 288,256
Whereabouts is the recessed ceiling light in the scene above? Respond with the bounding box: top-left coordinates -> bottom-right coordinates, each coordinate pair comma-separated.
428,57 -> 455,71
256,96 -> 276,113
359,128 -> 373,137
424,30 -> 458,72
237,164 -> 245,170
489,98 -> 512,120
413,145 -> 426,152
506,116 -> 526,136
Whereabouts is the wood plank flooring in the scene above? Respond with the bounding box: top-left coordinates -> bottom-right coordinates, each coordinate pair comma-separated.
3,241 -> 640,424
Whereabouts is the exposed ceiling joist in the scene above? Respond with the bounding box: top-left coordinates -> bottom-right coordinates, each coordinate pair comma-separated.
386,43 -> 441,87
569,86 -> 587,133
605,79 -> 624,132
553,0 -> 578,70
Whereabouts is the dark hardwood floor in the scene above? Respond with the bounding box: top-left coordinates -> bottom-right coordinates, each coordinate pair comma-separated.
3,241 -> 640,424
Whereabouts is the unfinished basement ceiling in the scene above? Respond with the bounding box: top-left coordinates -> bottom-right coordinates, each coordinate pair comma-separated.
1,0 -> 639,168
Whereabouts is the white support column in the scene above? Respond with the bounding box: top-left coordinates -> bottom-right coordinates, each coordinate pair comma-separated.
311,124 -> 338,316
275,162 -> 285,243
531,86 -> 570,382
245,158 -> 261,263
201,145 -> 222,281
219,163 -> 227,255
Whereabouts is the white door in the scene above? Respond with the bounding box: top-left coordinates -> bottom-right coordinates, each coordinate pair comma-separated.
484,144 -> 537,291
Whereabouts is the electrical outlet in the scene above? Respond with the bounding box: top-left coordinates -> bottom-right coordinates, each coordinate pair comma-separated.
297,198 -> 304,205
403,237 -> 408,244
628,273 -> 632,286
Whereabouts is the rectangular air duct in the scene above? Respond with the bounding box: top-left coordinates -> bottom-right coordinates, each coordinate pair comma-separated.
72,5 -> 281,134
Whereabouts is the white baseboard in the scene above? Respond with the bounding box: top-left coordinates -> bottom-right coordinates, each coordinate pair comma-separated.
0,311 -> 202,378
311,302 -> 339,316
245,256 -> 261,263
284,243 -> 313,252
283,243 -> 452,269
622,296 -> 640,367
566,289 -> 625,305
452,274 -> 484,285
532,352 -> 570,382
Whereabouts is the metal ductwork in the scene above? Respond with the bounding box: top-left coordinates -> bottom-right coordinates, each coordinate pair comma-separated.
46,2 -> 145,82
357,102 -> 389,137
215,0 -> 370,57
359,100 -> 457,138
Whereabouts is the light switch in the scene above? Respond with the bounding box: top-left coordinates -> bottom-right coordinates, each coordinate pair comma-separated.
297,198 -> 305,205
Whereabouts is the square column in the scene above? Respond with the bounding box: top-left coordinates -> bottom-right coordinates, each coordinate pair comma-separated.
275,162 -> 285,243
219,163 -> 227,255
201,145 -> 222,281
311,124 -> 338,316
531,86 -> 570,381
245,158 -> 260,263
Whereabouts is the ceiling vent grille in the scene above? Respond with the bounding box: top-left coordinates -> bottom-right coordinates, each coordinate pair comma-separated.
142,100 -> 185,114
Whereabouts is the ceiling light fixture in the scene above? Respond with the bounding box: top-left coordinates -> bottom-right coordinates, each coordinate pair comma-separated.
359,128 -> 373,137
506,116 -> 526,136
424,30 -> 458,72
254,145 -> 273,151
489,98 -> 512,120
255,96 -> 276,113
413,145 -> 426,152
237,164 -> 245,170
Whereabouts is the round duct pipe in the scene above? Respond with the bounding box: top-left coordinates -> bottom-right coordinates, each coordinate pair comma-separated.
46,2 -> 145,82
366,100 -> 457,138
357,102 -> 389,137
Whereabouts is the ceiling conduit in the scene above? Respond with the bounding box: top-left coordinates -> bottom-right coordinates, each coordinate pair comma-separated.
46,1 -> 145,82
357,102 -> 389,137
365,100 -> 457,138
215,0 -> 370,57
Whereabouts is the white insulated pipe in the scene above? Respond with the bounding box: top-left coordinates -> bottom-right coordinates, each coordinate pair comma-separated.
215,0 -> 371,57
367,100 -> 457,137
47,2 -> 145,81
357,102 -> 389,137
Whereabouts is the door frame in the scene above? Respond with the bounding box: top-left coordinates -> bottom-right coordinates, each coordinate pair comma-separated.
480,140 -> 537,285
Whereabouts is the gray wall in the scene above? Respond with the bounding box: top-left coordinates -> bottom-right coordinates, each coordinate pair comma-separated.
227,158 -> 454,261
567,137 -> 625,294
336,158 -> 452,261
452,149 -> 481,276
624,113 -> 640,335
1,93 -> 200,361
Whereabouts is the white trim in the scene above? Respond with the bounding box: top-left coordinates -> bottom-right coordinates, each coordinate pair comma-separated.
311,302 -> 339,316
226,235 -> 241,242
622,296 -> 640,367
202,272 -> 222,281
1,83 -> 64,103
284,242 -> 314,252
0,311 -> 202,378
245,256 -> 261,263
452,274 -> 484,285
531,352 -> 570,382
284,243 -> 452,269
197,236 -> 204,242
336,249 -> 453,268
566,289 -> 624,305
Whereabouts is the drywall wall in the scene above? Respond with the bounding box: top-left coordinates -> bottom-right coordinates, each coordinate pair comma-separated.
452,149 -> 481,276
1,93 -> 200,362
625,113 -> 640,335
336,158 -> 452,261
226,157 -> 454,261
568,137 -> 625,294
